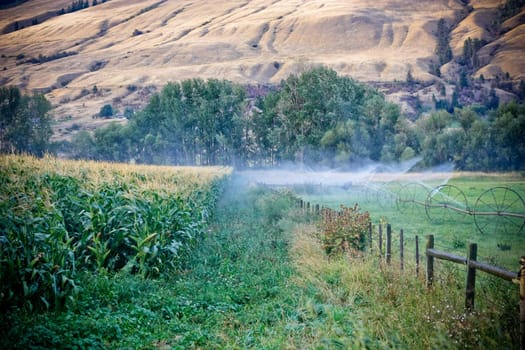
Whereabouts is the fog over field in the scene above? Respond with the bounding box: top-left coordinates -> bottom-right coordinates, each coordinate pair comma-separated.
238,157 -> 457,187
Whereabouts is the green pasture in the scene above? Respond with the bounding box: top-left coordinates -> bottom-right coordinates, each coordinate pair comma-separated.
298,173 -> 525,271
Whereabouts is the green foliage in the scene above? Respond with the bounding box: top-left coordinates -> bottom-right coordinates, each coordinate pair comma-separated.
517,80 -> 525,101
69,130 -> 96,159
462,37 -> 484,69
416,103 -> 525,170
319,204 -> 370,255
63,66 -> 525,171
99,103 -> 113,118
0,86 -> 53,156
435,18 -> 452,65
69,68 -> 411,167
0,155 -> 227,311
497,0 -> 525,27
256,66 -> 408,165
25,51 -> 78,64
68,0 -> 89,13
1,181 -> 298,349
1,174 -> 520,348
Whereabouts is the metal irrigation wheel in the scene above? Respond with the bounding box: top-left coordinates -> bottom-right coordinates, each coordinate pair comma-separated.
474,186 -> 525,236
396,182 -> 429,214
425,184 -> 469,224
375,182 -> 400,209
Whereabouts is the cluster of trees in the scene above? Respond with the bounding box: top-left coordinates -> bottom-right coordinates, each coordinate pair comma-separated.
1,67 -> 524,170
496,0 -> 525,29
69,68 -> 418,168
0,87 -> 53,156
72,78 -> 249,166
417,104 -> 525,170
67,67 -> 524,170
57,0 -> 107,15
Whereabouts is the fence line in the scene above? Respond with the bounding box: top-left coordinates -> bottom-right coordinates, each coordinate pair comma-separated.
295,198 -> 524,348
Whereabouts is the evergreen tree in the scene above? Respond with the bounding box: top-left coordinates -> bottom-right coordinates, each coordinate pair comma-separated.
487,88 -> 499,110
435,19 -> 452,65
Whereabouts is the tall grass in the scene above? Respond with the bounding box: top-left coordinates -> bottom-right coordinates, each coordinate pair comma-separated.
296,173 -> 523,348
290,220 -> 518,348
300,174 -> 525,269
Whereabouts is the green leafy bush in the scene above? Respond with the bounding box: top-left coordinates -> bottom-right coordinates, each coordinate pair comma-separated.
319,204 -> 370,255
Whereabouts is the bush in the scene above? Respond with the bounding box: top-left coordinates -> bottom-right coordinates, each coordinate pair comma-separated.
99,104 -> 113,118
319,204 -> 370,255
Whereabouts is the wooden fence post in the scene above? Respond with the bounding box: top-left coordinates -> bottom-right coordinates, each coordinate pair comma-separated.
415,235 -> 420,278
465,243 -> 477,312
426,235 -> 434,287
368,221 -> 373,252
378,224 -> 383,258
400,229 -> 404,271
386,224 -> 392,265
518,255 -> 525,350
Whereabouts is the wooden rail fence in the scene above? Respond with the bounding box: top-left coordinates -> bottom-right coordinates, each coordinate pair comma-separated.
296,199 -> 525,348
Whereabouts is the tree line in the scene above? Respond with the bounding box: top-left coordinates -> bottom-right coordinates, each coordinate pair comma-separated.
70,67 -> 418,168
1,67 -> 524,170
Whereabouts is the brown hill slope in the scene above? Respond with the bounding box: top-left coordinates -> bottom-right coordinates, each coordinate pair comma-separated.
0,0 -> 523,140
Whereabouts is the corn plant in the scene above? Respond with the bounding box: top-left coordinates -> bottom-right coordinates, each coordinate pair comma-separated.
0,154 -> 230,311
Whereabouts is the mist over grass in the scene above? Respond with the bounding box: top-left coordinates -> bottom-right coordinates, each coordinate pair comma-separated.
238,157 -> 424,187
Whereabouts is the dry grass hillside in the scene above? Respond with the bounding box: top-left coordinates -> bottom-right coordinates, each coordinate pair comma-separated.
0,0 -> 523,140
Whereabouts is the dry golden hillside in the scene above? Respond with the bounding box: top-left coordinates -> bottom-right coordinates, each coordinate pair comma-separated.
0,0 -> 523,140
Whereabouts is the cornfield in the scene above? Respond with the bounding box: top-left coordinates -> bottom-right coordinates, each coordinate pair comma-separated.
0,154 -> 231,311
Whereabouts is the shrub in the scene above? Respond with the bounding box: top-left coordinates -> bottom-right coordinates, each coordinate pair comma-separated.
319,204 -> 370,255
99,104 -> 113,118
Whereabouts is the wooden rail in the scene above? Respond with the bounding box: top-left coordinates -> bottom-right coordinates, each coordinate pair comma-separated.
426,237 -> 518,282
425,234 -> 524,347
295,195 -> 524,348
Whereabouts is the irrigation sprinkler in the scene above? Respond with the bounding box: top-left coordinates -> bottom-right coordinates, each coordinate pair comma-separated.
363,182 -> 400,209
474,186 -> 525,236
379,182 -> 402,209
395,183 -> 525,235
396,182 -> 428,214
425,184 -> 469,224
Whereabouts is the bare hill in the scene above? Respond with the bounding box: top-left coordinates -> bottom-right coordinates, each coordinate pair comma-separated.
0,0 -> 524,140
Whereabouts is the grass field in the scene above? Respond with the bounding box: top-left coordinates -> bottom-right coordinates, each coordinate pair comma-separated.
2,162 -> 523,348
298,172 -> 525,271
